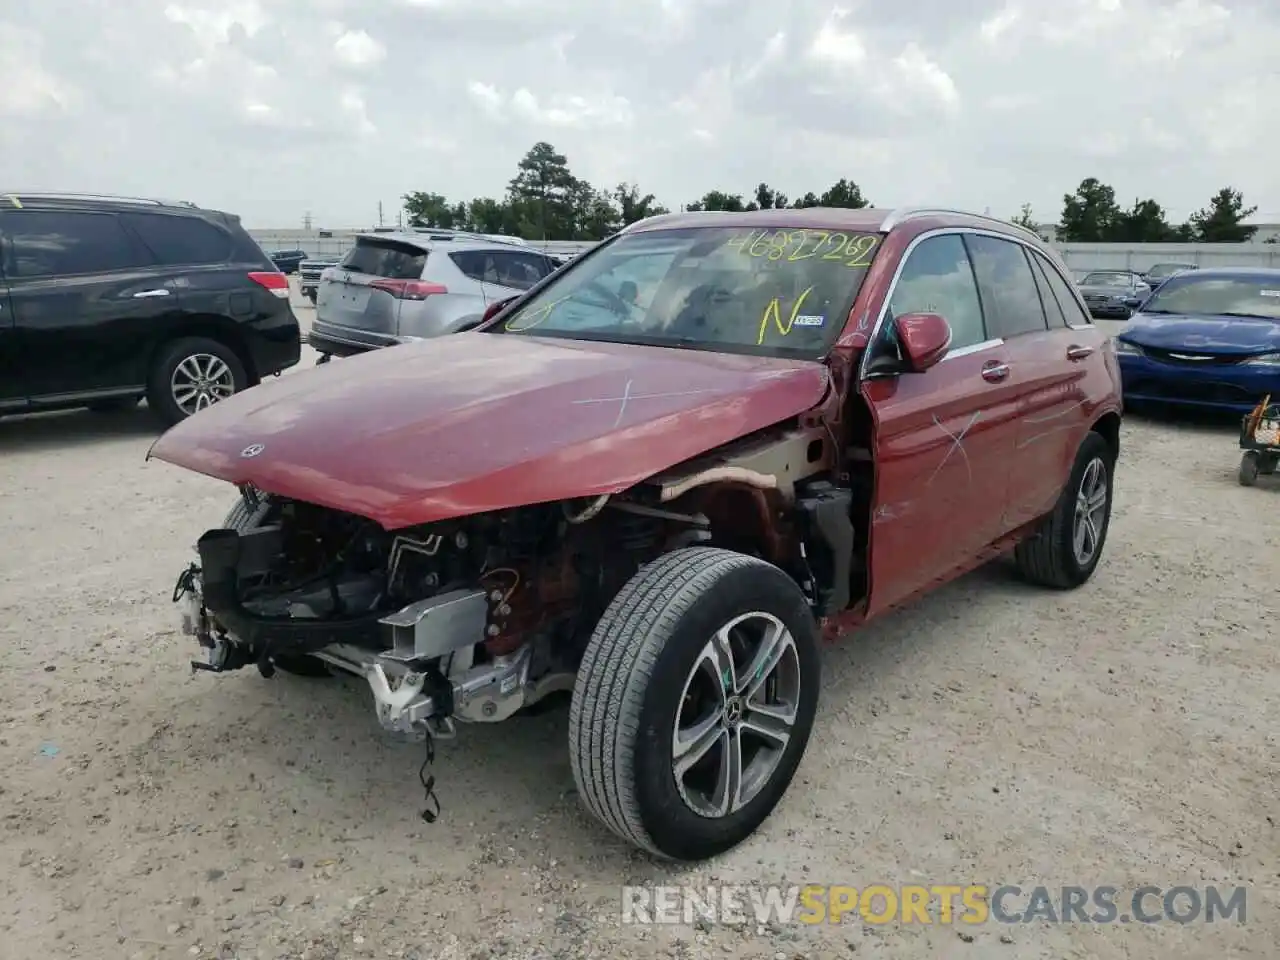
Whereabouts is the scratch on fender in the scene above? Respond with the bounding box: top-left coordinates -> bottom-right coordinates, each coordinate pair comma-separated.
1022,398 -> 1088,424
926,411 -> 982,486
573,379 -> 718,428
1017,422 -> 1080,448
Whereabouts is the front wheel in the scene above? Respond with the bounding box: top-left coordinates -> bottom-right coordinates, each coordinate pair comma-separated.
568,547 -> 820,861
1014,431 -> 1116,588
1239,451 -> 1260,487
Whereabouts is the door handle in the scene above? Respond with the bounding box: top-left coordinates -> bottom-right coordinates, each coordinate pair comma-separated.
1067,345 -> 1093,361
981,361 -> 1010,382
133,288 -> 170,298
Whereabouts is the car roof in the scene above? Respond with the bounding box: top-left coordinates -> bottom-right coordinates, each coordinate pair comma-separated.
622,205 -> 1044,244
1157,266 -> 1280,281
1,191 -> 218,216
351,230 -> 539,253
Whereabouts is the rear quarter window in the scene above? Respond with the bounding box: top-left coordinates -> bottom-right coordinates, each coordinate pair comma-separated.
342,238 -> 427,279
1032,250 -> 1093,327
122,212 -> 233,265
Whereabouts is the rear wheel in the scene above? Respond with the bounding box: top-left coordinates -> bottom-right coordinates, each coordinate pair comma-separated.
1014,431 -> 1115,588
569,547 -> 820,861
148,337 -> 246,427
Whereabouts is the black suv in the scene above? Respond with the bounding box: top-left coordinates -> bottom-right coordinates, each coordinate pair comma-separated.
0,193 -> 302,426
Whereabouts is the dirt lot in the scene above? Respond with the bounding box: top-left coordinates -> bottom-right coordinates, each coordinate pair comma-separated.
1,287 -> 1276,960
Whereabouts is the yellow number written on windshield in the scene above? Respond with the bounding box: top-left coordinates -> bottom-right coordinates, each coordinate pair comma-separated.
503,294 -> 572,332
726,230 -> 879,268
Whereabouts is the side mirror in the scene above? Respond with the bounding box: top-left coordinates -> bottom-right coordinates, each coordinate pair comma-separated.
894,312 -> 952,372
481,295 -> 519,324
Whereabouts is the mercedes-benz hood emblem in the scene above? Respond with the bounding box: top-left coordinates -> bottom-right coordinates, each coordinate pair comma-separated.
240,443 -> 265,458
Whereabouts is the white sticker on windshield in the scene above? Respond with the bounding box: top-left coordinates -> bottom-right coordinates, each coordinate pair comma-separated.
793,314 -> 826,327
1260,289 -> 1280,297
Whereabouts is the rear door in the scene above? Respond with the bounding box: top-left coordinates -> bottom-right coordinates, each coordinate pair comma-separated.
0,241 -> 23,410
317,236 -> 428,336
0,208 -> 177,400
861,232 -> 1020,617
971,237 -> 1093,529
487,250 -> 557,297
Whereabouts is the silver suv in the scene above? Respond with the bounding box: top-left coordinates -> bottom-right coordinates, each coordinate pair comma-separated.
309,230 -> 558,357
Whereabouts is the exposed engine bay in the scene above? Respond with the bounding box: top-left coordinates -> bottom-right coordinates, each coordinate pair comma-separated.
174,424 -> 862,747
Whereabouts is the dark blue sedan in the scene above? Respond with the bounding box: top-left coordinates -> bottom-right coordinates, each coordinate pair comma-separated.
1115,267 -> 1280,412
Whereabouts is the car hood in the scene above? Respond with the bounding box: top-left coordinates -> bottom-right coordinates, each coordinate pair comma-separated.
148,332 -> 831,529
1118,312 -> 1280,355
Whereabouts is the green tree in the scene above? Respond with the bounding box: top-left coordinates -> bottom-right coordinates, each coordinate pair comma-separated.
1010,203 -> 1037,228
1115,198 -> 1178,242
614,183 -> 668,225
506,141 -> 582,240
685,190 -> 747,212
402,191 -> 457,228
1188,187 -> 1258,242
752,182 -> 789,210
1058,178 -> 1124,242
791,191 -> 822,209
818,178 -> 869,208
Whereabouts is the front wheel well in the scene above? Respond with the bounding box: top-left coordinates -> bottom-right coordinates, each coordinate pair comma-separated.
1091,411 -> 1121,462
148,315 -> 259,385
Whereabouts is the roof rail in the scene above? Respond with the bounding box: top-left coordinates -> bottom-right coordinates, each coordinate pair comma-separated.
406,226 -> 529,248
1,191 -> 198,209
880,205 -> 1044,241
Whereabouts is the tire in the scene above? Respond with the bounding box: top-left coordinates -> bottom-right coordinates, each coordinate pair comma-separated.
569,546 -> 820,861
1238,451 -> 1260,487
147,337 -> 247,428
306,290 -> 317,304
1014,431 -> 1116,589
220,497 -> 332,678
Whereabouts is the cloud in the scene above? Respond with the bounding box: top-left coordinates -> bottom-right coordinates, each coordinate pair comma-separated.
332,28 -> 387,69
0,0 -> 1275,228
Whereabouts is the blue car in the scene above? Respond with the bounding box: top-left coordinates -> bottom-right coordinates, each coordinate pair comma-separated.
1116,267 -> 1280,413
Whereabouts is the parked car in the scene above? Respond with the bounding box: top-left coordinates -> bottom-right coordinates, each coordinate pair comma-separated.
308,230 -> 559,358
269,248 -> 308,273
0,192 -> 301,425
150,206 -> 1121,861
1115,267 -> 1280,412
1141,261 -> 1198,291
1077,270 -> 1152,318
299,257 -> 339,304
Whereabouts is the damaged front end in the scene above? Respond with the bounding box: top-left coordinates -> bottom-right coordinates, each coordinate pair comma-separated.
173,491 -> 697,741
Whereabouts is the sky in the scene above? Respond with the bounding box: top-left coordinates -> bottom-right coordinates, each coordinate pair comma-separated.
1,0 -> 1277,229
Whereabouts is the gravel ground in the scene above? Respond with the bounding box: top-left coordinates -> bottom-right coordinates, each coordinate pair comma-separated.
1,286 -> 1276,960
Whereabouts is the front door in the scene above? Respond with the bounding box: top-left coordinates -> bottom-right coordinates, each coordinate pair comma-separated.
861,232 -> 1021,617
0,208 -> 178,402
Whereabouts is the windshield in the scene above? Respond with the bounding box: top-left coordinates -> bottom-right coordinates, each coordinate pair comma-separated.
486,225 -> 883,358
1082,272 -> 1132,287
1148,263 -> 1194,279
1142,276 -> 1280,320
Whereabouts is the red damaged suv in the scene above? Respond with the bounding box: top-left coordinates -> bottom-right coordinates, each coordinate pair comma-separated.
150,206 -> 1123,862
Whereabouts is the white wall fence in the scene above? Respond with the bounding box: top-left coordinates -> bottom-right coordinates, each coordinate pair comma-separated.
250,229 -> 1280,275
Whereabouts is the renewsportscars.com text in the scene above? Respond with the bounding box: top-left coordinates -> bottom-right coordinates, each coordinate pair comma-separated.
621,884 -> 1247,926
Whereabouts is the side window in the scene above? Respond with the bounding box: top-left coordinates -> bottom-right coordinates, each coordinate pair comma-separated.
1032,250 -> 1092,327
885,233 -> 987,351
1026,253 -> 1068,328
121,212 -> 232,265
1,210 -> 150,278
449,250 -> 487,282
491,251 -> 553,290
964,235 -> 1049,339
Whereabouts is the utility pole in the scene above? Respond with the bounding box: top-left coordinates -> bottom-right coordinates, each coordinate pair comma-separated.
378,201 -> 384,227
302,210 -> 312,231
